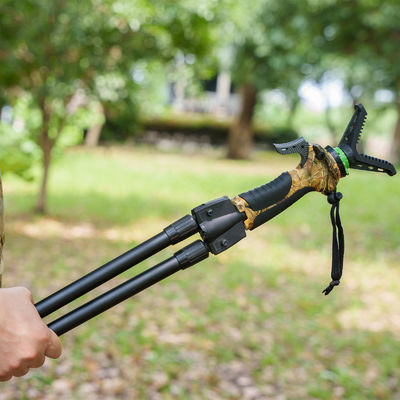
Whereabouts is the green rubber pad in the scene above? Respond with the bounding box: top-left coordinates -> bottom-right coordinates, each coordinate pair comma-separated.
334,147 -> 350,175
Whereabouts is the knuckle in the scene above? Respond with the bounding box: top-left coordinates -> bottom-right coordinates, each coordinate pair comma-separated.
32,354 -> 45,368
15,286 -> 32,298
37,331 -> 50,344
33,326 -> 50,344
22,348 -> 39,362
8,360 -> 21,372
31,354 -> 45,368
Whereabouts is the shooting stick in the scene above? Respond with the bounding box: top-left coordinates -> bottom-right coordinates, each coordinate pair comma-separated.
35,104 -> 396,336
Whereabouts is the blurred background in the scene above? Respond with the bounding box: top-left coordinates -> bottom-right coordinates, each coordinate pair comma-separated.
0,0 -> 399,399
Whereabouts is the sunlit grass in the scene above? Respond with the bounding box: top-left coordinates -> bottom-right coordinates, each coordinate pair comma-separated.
2,145 -> 400,399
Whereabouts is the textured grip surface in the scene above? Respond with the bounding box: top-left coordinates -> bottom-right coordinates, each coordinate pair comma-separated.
273,137 -> 309,167
239,172 -> 292,211
233,145 -> 342,231
252,187 -> 313,229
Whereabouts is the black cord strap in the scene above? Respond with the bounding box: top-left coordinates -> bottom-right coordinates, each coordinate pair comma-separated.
322,191 -> 344,295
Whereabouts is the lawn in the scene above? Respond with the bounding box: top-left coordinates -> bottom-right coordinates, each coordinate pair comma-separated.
1,145 -> 400,400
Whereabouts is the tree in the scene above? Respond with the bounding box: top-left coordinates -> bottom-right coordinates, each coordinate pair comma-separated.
222,0 -> 318,159
222,0 -> 400,160
309,0 -> 400,161
0,0 -> 217,213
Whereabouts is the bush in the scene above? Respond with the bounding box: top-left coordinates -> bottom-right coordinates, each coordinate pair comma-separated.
138,114 -> 299,146
255,126 -> 299,145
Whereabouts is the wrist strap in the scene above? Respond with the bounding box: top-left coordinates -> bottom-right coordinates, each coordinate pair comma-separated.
322,191 -> 344,295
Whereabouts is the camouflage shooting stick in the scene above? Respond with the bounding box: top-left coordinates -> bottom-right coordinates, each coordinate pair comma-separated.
35,104 -> 396,336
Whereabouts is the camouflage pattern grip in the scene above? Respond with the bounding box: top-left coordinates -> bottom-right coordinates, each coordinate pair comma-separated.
231,144 -> 342,230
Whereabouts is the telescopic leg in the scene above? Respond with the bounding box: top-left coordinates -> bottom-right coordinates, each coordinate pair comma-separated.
47,240 -> 209,336
36,215 -> 199,318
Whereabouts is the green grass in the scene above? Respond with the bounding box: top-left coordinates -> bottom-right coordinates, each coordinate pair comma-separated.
2,145 -> 400,399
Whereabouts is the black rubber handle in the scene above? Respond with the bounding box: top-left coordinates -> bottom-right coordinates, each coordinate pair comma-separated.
239,172 -> 313,229
239,172 -> 292,211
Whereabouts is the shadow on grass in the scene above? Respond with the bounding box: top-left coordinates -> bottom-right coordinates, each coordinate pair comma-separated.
3,212 -> 400,399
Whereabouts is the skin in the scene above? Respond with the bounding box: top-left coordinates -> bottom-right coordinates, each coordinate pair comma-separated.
0,287 -> 62,381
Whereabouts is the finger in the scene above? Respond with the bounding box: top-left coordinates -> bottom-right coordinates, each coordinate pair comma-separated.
44,329 -> 62,359
14,286 -> 34,303
0,373 -> 13,382
28,352 -> 46,369
13,366 -> 29,378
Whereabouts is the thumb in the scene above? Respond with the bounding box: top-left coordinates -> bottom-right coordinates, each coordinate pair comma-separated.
44,328 -> 62,359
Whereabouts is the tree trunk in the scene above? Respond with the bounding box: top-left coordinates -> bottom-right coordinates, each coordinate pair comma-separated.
84,123 -> 103,147
35,101 -> 54,214
286,97 -> 299,128
84,102 -> 104,147
324,104 -> 337,144
227,83 -> 257,159
392,80 -> 400,164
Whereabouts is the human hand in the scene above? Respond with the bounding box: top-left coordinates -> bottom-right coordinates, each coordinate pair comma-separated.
0,287 -> 62,381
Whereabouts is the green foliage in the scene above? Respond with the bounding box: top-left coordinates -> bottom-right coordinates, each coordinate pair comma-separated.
0,0 -> 219,105
222,0 -> 315,103
310,0 -> 400,95
101,80 -> 141,141
61,102 -> 104,146
0,123 -> 37,180
0,95 -> 103,179
220,0 -> 400,141
0,96 -> 41,179
0,0 -> 220,209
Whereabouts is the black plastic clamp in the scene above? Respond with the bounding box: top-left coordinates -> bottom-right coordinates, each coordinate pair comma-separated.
192,196 -> 246,255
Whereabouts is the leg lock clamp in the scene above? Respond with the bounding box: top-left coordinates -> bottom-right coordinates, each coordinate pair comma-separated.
192,196 -> 246,255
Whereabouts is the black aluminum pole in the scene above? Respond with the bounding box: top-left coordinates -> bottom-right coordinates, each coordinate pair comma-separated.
47,240 -> 209,336
36,215 -> 199,318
